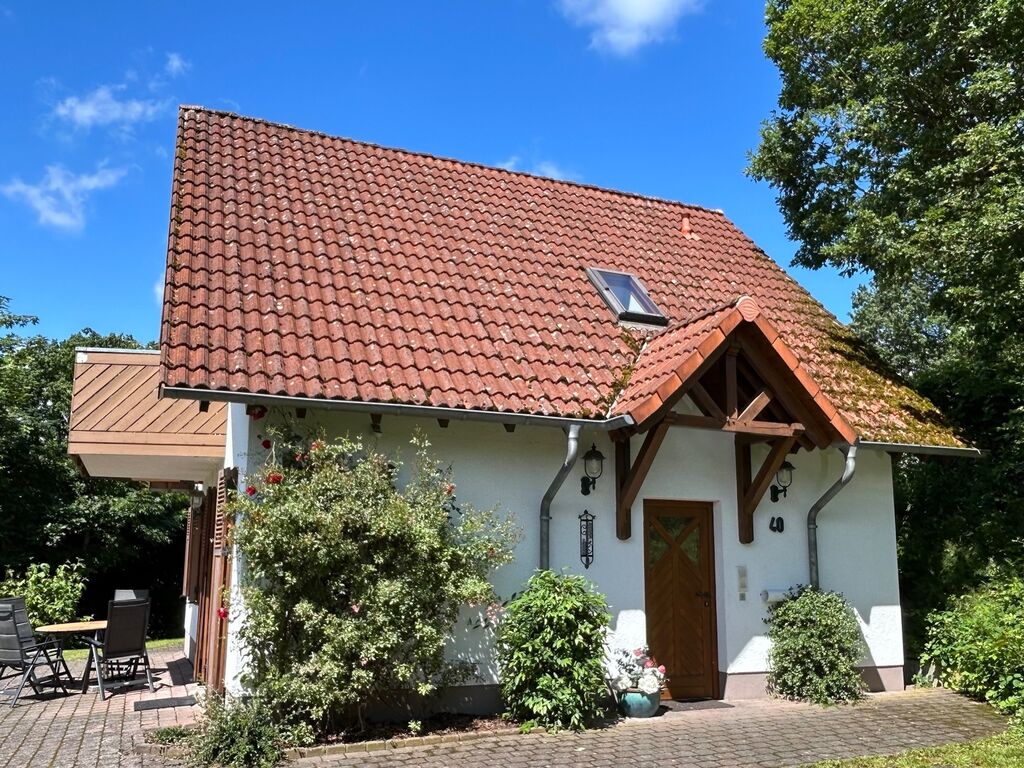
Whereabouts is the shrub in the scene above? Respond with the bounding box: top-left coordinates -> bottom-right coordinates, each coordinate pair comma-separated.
921,573 -> 1024,715
0,561 -> 87,626
187,696 -> 288,768
496,570 -> 611,731
231,432 -> 518,738
766,586 -> 865,705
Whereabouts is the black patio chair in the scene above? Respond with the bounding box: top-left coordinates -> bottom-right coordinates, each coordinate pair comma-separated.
108,590 -> 151,677
84,598 -> 155,700
0,597 -> 34,681
0,603 -> 67,708
113,589 -> 149,601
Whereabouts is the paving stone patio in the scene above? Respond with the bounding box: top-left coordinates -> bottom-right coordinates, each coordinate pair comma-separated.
0,650 -> 1008,768
293,688 -> 1006,768
0,645 -> 194,768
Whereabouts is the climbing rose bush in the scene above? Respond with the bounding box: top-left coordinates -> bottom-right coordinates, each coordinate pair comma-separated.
231,433 -> 519,738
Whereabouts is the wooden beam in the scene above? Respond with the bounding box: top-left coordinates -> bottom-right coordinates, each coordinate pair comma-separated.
437,418 -> 449,429
664,412 -> 803,437
689,381 -> 726,420
737,389 -> 772,423
503,423 -> 516,433
725,349 -> 739,419
738,339 -> 832,448
738,437 -> 796,544
370,413 -> 382,433
199,400 -> 210,413
616,420 -> 669,540
615,438 -> 630,539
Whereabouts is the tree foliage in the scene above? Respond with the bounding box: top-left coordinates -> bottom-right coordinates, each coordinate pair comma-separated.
0,298 -> 187,635
231,433 -> 518,739
750,1 -> 1024,653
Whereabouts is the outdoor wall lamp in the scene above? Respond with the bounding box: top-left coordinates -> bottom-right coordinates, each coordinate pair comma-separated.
580,443 -> 605,495
770,461 -> 795,502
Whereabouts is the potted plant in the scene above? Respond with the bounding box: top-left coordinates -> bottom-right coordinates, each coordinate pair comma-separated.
610,646 -> 667,718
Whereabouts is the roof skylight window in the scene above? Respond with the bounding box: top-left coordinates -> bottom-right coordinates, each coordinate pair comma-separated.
586,267 -> 668,326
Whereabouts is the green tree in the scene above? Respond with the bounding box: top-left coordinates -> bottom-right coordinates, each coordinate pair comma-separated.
0,302 -> 187,635
749,1 -> 1024,653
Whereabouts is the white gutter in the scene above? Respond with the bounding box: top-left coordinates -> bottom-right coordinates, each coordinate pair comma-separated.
807,444 -> 857,589
160,386 -> 635,431
857,441 -> 983,459
539,426 -> 581,570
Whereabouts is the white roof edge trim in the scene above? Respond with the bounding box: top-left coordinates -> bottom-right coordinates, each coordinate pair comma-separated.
160,386 -> 637,431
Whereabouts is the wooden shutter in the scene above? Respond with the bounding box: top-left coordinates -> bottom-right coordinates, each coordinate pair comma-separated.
204,467 -> 237,694
182,492 -> 208,602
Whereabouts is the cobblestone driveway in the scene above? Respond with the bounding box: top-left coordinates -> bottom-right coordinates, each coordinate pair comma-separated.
0,645 -> 194,768
295,689 -> 1005,768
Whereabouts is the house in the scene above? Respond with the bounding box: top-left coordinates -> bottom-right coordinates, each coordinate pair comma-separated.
69,106 -> 978,705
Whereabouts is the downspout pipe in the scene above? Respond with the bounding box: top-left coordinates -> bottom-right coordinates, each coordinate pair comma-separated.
808,443 -> 858,588
539,425 -> 581,571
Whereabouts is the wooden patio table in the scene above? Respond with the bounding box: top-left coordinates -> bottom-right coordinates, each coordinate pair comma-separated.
36,621 -> 108,692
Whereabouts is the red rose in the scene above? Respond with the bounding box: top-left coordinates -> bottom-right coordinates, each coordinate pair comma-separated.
245,486 -> 257,496
261,439 -> 272,449
311,440 -> 325,451
266,472 -> 284,484
217,606 -> 228,620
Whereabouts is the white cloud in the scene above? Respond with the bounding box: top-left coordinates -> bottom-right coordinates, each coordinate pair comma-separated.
153,274 -> 166,304
531,161 -> 576,180
165,52 -> 190,77
1,164 -> 127,231
497,156 -> 578,181
558,0 -> 702,54
53,85 -> 164,130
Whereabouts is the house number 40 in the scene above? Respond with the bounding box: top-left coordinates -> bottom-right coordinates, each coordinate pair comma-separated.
769,516 -> 785,533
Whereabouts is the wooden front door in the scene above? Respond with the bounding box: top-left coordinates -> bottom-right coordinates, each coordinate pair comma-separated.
643,500 -> 719,700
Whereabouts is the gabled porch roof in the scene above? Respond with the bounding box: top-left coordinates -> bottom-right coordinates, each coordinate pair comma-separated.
612,296 -> 858,448
68,349 -> 226,484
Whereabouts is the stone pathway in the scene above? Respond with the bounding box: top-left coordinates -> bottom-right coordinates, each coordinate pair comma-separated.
294,688 -> 1006,768
0,645 -> 195,768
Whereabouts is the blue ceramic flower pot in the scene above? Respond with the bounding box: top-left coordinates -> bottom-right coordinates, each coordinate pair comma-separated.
619,690 -> 661,718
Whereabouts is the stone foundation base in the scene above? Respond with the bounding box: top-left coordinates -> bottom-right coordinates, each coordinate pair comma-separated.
720,665 -> 905,700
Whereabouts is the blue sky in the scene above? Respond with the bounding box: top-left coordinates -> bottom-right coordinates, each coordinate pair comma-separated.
0,1 -> 862,343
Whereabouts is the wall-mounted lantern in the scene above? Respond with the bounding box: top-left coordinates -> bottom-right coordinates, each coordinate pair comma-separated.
580,443 -> 605,495
190,483 -> 205,516
579,509 -> 595,569
770,461 -> 795,502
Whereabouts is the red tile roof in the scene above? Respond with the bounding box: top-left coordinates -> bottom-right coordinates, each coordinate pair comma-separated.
161,107 -> 965,447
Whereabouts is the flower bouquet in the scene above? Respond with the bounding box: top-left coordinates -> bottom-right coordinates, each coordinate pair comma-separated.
610,646 -> 666,717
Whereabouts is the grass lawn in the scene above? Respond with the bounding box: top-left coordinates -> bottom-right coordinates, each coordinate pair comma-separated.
809,723 -> 1023,767
61,637 -> 184,662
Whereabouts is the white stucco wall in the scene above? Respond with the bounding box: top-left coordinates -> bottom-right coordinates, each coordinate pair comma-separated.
221,403 -> 903,691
